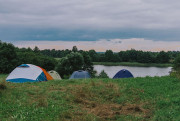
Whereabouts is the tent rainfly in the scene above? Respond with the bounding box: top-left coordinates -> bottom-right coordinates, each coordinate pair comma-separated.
6,64 -> 53,83
113,69 -> 134,79
48,70 -> 61,80
69,70 -> 91,79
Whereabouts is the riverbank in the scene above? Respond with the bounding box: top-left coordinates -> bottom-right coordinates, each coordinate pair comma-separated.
93,62 -> 172,67
0,75 -> 180,120
55,58 -> 172,67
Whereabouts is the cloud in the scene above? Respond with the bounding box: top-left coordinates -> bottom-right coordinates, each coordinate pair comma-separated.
0,0 -> 180,41
12,38 -> 180,52
1,27 -> 180,41
0,0 -> 180,29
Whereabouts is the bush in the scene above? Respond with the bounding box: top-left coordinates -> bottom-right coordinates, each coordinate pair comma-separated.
173,55 -> 180,71
173,55 -> 180,79
0,41 -> 18,73
98,70 -> 109,78
0,82 -> 7,90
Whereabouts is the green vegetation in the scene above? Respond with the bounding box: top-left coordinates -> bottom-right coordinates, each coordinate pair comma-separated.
0,41 -> 56,73
54,58 -> 61,61
97,70 -> 109,78
173,54 -> 180,70
56,51 -> 94,79
41,46 -> 180,64
0,41 -> 18,73
0,75 -> 180,120
171,54 -> 180,79
93,62 -> 172,67
0,42 -> 94,79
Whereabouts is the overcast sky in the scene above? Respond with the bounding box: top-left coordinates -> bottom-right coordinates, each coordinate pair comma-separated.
0,0 -> 180,51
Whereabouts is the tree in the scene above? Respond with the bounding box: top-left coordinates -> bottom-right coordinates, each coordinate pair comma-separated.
33,46 -> 40,53
173,54 -> 180,71
81,51 -> 94,76
156,51 -> 170,63
137,51 -> 155,63
56,51 -> 96,78
0,41 -> 18,73
172,55 -> 180,79
67,52 -> 84,71
72,46 -> 78,52
119,51 -> 130,62
113,53 -> 121,62
99,53 -> 106,62
17,51 -> 56,71
105,50 -> 114,62
127,49 -> 138,62
89,49 -> 98,62
56,52 -> 84,78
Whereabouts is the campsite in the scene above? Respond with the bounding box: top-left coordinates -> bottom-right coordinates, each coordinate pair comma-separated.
0,41 -> 180,120
1,0 -> 180,120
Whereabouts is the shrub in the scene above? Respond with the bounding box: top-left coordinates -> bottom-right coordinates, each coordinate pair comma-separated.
173,55 -> 180,71
0,41 -> 18,73
0,79 -> 7,90
98,70 -> 109,78
173,55 -> 180,79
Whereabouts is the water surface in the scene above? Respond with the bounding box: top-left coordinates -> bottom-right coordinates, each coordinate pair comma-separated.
94,65 -> 172,78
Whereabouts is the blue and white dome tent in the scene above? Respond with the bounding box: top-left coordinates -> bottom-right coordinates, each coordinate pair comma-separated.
6,64 -> 53,83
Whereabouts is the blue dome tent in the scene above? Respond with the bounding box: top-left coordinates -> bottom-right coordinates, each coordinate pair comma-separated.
69,70 -> 91,79
113,69 -> 134,79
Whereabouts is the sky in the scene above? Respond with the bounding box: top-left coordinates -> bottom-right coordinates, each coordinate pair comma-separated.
0,0 -> 180,51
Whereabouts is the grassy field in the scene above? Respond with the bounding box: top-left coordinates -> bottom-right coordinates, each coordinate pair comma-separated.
0,74 -> 180,121
93,62 -> 172,67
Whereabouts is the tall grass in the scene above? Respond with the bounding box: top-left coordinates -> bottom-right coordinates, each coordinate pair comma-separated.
0,74 -> 7,90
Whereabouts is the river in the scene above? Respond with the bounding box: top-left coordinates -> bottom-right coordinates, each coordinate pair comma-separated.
94,65 -> 172,78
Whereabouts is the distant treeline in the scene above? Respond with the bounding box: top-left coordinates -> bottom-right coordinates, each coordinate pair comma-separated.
40,46 -> 180,63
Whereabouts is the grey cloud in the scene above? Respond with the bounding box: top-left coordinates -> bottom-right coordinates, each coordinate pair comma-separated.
1,26 -> 180,41
0,0 -> 180,41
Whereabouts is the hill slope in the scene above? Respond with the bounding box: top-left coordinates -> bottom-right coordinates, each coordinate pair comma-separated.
0,75 -> 180,121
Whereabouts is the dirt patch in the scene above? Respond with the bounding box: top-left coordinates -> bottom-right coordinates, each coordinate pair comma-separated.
80,102 -> 149,119
89,104 -> 145,118
0,83 -> 7,90
0,81 -> 7,90
27,94 -> 48,107
68,81 -> 151,119
48,87 -> 66,92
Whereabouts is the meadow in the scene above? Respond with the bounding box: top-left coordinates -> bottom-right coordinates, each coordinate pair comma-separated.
0,74 -> 180,121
